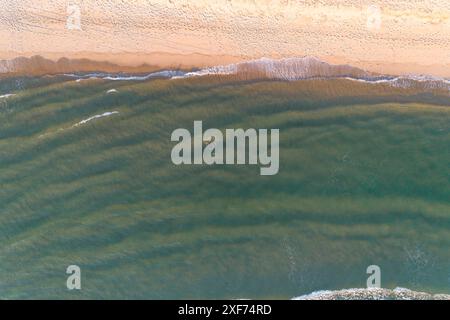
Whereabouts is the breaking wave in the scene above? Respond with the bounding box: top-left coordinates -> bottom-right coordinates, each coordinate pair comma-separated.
292,287 -> 450,300
344,75 -> 450,90
0,93 -> 16,99
64,70 -> 185,81
73,111 -> 119,127
38,111 -> 120,139
61,57 -> 450,91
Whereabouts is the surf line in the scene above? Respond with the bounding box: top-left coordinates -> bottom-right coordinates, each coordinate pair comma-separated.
171,121 -> 279,176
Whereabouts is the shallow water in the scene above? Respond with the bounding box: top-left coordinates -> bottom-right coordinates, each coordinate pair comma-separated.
0,76 -> 449,299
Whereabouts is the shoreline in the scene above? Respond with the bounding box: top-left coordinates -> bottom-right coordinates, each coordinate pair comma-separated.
1,52 -> 450,79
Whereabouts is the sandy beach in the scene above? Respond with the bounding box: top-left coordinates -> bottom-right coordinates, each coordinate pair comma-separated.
1,0 -> 449,77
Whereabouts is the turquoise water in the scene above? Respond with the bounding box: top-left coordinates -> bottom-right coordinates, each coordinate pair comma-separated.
0,76 -> 449,299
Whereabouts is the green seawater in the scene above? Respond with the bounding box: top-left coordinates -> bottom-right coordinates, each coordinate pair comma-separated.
0,76 -> 449,299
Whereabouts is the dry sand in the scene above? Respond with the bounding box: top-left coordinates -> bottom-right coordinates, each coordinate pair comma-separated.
1,0 -> 449,77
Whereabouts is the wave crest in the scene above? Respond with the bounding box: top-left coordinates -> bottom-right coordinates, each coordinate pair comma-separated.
293,287 -> 450,300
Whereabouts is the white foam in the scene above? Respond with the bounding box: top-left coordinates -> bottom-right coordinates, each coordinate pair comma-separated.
73,111 -> 119,127
170,57 -> 450,91
75,77 -> 99,82
38,111 -> 119,138
172,56 -> 365,81
292,287 -> 450,300
66,70 -> 184,81
61,58 -> 450,91
0,93 -> 16,99
106,89 -> 118,94
343,77 -> 400,84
